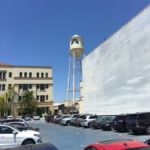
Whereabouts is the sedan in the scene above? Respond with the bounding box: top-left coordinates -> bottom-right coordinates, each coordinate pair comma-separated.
0,124 -> 42,148
6,122 -> 39,131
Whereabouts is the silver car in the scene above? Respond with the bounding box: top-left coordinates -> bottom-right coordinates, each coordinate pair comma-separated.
80,115 -> 97,128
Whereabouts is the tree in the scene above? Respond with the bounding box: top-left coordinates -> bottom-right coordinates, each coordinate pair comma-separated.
19,90 -> 37,116
0,96 -> 5,117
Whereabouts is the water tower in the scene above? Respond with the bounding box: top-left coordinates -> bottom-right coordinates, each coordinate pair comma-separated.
67,34 -> 84,108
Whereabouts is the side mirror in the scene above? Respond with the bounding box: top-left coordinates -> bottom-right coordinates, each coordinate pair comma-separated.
13,130 -> 18,135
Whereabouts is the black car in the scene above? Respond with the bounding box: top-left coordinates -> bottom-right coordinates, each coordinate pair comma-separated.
45,115 -> 54,123
91,115 -> 107,129
101,115 -> 116,131
126,112 -> 150,134
112,115 -> 127,132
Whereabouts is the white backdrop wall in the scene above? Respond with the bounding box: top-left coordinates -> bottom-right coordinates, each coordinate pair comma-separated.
82,5 -> 150,115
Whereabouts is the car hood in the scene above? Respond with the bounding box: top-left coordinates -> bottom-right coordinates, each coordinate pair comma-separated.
22,129 -> 40,135
62,117 -> 71,121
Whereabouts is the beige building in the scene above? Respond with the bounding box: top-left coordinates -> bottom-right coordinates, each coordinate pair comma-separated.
0,62 -> 53,117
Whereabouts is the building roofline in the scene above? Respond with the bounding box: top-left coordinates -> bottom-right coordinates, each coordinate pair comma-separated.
12,65 -> 52,69
0,62 -> 52,69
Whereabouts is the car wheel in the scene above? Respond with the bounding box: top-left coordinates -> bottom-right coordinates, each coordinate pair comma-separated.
146,126 -> 150,134
145,139 -> 150,145
88,122 -> 92,128
22,139 -> 35,145
66,121 -> 71,126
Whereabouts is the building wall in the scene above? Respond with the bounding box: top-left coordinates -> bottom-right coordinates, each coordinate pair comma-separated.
82,5 -> 150,115
0,65 -> 53,116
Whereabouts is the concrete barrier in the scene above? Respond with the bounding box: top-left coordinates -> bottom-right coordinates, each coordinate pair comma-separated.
0,143 -> 58,150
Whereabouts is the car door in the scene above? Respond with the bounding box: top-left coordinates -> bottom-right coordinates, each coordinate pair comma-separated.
0,126 -> 16,148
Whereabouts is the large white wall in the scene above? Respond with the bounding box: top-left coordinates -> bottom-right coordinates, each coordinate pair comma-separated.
82,5 -> 150,115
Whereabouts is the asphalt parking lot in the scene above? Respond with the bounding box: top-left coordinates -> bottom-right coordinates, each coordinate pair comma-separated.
29,119 -> 150,150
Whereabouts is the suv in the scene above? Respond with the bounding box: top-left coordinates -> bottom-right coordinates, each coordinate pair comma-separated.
0,124 -> 42,148
112,115 -> 127,132
80,115 -> 97,128
60,114 -> 79,126
126,112 -> 150,134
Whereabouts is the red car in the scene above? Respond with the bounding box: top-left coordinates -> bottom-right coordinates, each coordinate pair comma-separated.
84,139 -> 150,150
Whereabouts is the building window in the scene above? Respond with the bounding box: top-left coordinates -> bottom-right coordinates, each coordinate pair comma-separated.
9,72 -> 12,78
46,95 -> 48,100
24,72 -> 27,78
29,72 -> 32,78
40,95 -> 45,102
0,72 -> 6,79
8,84 -> 12,90
19,84 -> 22,89
36,95 -> 39,100
29,84 -> 32,89
46,73 -> 48,78
36,84 -> 39,89
2,84 -> 5,91
36,84 -> 48,90
37,73 -> 39,78
40,84 -> 45,90
23,84 -> 28,91
3,72 -> 6,79
19,72 -> 22,78
45,84 -> 49,89
41,73 -> 44,78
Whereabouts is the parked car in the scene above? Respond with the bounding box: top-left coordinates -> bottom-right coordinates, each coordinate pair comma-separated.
33,116 -> 40,120
80,115 -> 97,128
60,114 -> 79,126
45,115 -> 55,123
126,112 -> 150,134
70,115 -> 80,126
90,115 -> 107,129
7,115 -> 14,120
55,115 -> 70,124
51,115 -> 61,123
71,114 -> 89,127
16,116 -> 22,120
15,143 -> 58,150
7,122 -> 39,131
24,116 -> 32,121
84,139 -> 150,150
112,115 -> 127,132
101,115 -> 116,131
0,124 -> 42,148
0,119 -> 24,124
4,121 -> 28,127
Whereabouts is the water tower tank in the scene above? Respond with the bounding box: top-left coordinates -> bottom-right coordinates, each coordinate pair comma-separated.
70,34 -> 84,58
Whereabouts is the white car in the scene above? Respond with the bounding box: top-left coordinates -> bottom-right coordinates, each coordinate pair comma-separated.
7,116 -> 14,120
16,116 -> 22,120
0,124 -> 42,148
33,116 -> 40,120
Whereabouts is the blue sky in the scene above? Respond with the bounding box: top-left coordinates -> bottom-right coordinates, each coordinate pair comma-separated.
0,0 -> 150,102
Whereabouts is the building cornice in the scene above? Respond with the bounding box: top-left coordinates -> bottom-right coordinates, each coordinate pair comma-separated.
14,77 -> 53,80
